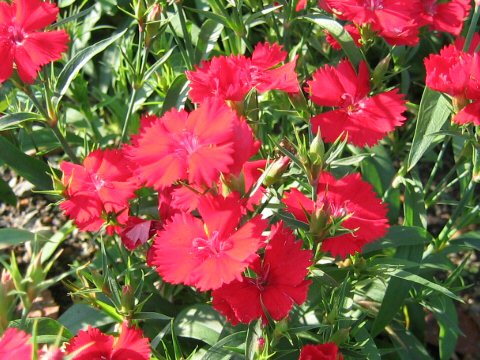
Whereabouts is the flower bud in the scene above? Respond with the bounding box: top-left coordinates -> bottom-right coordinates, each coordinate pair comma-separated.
307,129 -> 325,183
263,156 -> 290,187
372,54 -> 391,90
121,285 -> 135,314
145,3 -> 163,47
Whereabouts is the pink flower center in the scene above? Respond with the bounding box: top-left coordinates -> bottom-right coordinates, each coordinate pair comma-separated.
90,173 -> 113,192
423,0 -> 437,16
177,131 -> 201,155
192,231 -> 233,258
363,0 -> 383,10
7,24 -> 26,45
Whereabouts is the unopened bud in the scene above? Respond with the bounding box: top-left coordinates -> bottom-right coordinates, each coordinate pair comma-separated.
121,285 -> 135,313
145,3 -> 163,47
307,130 -> 325,184
264,156 -> 290,187
372,54 -> 391,90
473,146 -> 480,183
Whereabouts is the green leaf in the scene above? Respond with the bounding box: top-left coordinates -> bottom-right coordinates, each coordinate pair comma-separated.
173,304 -> 225,346
383,268 -> 461,301
371,227 -> 425,337
0,228 -> 35,250
9,317 -> 73,343
133,312 -> 172,321
58,303 -> 117,334
54,29 -> 128,106
0,176 -> 16,206
450,231 -> 480,250
407,89 -> 452,171
0,112 -> 45,131
0,136 -> 53,189
299,14 -> 365,67
426,296 -> 461,360
41,221 -> 74,264
403,175 -> 427,228
161,74 -> 189,114
195,19 -> 224,63
363,226 -> 431,254
389,324 -> 432,360
201,331 -> 246,360
144,47 -> 176,80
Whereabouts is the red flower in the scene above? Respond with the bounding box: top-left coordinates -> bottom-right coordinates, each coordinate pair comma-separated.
420,0 -> 471,36
307,60 -> 406,147
212,222 -> 312,325
186,55 -> 252,103
325,23 -> 362,50
150,194 -> 267,291
319,0 -> 422,46
425,43 -> 480,100
65,323 -> 151,360
119,217 -> 160,251
0,328 -> 32,358
453,101 -> 480,126
0,0 -> 69,83
128,99 -> 258,190
186,42 -> 298,103
295,0 -> 307,11
298,343 -> 343,360
60,148 -> 137,233
283,172 -> 389,258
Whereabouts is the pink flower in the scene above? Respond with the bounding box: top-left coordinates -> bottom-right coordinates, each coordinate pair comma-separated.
65,323 -> 151,360
186,42 -> 299,103
128,99 -> 258,190
307,60 -> 406,147
0,0 -> 69,83
212,222 -> 312,325
283,172 -> 389,258
149,194 -> 267,291
60,148 -> 137,233
298,343 -> 343,360
0,328 -> 32,359
319,0 -> 422,46
420,0 -> 471,36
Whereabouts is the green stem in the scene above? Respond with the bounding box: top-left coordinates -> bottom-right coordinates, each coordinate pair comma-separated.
22,85 -> 80,164
51,125 -> 80,164
464,4 -> 480,52
437,177 -> 476,246
175,3 -> 195,68
120,87 -> 138,143
424,138 -> 450,194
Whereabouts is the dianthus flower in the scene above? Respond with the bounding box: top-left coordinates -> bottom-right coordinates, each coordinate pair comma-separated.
0,0 -> 69,83
149,194 -> 267,291
425,37 -> 480,126
212,222 -> 312,325
283,172 -> 389,258
0,328 -> 32,359
60,148 -> 137,233
186,42 -> 299,103
65,322 -> 151,360
420,0 -> 471,36
319,0 -> 422,46
298,343 -> 343,360
306,60 -> 406,147
128,99 -> 258,190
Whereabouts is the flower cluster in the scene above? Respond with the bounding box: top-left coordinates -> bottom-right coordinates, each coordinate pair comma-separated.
58,40 -> 393,326
425,35 -> 480,126
320,0 -> 470,46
